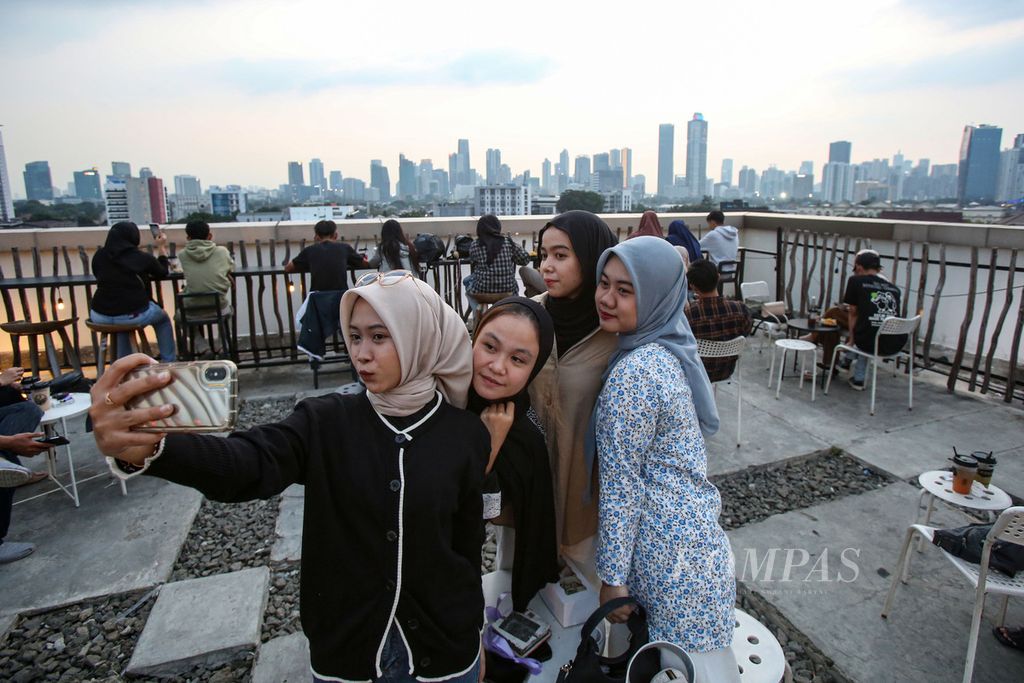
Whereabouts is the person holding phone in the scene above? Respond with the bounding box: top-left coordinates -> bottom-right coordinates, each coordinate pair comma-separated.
89,271 -> 489,683
0,366 -> 52,564
89,221 -> 176,362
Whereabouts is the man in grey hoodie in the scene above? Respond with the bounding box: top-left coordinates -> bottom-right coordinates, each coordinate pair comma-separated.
179,220 -> 234,313
177,220 -> 235,355
699,210 -> 739,265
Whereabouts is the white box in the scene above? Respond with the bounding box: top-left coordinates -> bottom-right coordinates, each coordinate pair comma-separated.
539,559 -> 599,628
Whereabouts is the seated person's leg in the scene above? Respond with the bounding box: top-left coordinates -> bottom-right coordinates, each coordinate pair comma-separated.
140,302 -> 177,362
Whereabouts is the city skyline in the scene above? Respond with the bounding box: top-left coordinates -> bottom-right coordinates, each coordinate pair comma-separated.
3,0 -> 1024,192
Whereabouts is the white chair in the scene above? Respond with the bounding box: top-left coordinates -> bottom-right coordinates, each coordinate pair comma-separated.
732,608 -> 792,683
881,506 -> 1024,683
741,282 -> 787,353
768,339 -> 817,401
823,315 -> 921,415
697,337 -> 745,447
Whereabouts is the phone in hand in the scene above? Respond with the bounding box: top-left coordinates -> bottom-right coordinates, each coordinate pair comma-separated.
123,360 -> 238,433
149,223 -> 161,239
36,435 -> 70,446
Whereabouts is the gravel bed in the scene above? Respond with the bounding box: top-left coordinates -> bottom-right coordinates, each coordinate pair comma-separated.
170,495 -> 279,581
236,396 -> 296,430
261,564 -> 302,643
713,448 -> 894,531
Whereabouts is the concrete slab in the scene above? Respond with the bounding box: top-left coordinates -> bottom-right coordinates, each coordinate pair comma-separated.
127,566 -> 270,678
842,405 -> 1024,493
727,482 -> 1024,682
271,489 -> 304,563
706,382 -> 830,476
4,436 -> 202,615
252,632 -> 310,683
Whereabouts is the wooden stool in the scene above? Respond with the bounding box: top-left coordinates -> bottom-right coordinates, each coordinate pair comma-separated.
85,320 -> 153,377
0,318 -> 82,379
469,291 -> 515,330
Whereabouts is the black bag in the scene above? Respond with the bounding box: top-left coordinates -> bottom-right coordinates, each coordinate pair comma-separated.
556,597 -> 648,683
932,523 -> 1024,577
32,371 -> 93,396
413,233 -> 445,265
454,234 -> 475,259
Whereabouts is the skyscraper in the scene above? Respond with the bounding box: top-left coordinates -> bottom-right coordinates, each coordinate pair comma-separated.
609,149 -> 621,170
799,161 -> 814,176
621,148 -> 632,189
541,158 -> 552,192
139,167 -> 154,180
309,158 -> 326,189
593,152 -> 611,172
574,156 -> 591,186
398,154 -> 418,198
822,162 -> 855,203
174,175 -> 202,196
147,176 -> 168,223
657,124 -> 674,197
958,124 -> 1002,205
720,159 -> 734,187
288,161 -> 304,186
111,161 -> 131,179
686,113 -> 708,199
329,170 -> 343,191
370,160 -> 391,200
74,168 -> 103,201
457,139 -> 471,186
828,141 -> 852,165
23,161 -> 53,200
486,149 -> 502,185
0,128 -> 15,222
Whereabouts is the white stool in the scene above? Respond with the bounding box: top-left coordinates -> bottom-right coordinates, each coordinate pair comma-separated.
769,339 -> 817,401
733,608 -> 791,683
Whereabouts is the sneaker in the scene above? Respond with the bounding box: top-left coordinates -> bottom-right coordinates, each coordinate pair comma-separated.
848,377 -> 865,391
0,541 -> 36,564
0,460 -> 33,488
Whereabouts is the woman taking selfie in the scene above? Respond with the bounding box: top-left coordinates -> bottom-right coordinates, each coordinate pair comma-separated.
528,210 -> 618,576
469,296 -> 558,611
592,236 -> 736,682
90,271 -> 489,683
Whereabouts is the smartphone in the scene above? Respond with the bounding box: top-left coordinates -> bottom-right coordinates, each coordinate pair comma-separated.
149,223 -> 161,239
123,360 -> 238,433
35,435 -> 70,446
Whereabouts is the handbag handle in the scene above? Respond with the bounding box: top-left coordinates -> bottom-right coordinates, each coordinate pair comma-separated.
578,596 -> 644,651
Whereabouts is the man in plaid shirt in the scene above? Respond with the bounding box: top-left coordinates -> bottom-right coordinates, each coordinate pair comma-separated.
684,260 -> 752,382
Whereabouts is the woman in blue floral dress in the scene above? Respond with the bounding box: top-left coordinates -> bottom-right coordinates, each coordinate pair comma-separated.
591,236 -> 739,681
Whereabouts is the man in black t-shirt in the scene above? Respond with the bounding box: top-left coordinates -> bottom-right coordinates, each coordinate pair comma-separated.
841,250 -> 906,390
285,220 -> 367,291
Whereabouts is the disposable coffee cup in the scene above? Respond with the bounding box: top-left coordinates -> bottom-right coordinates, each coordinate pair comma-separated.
950,453 -> 977,495
30,385 -> 52,412
972,451 -> 996,488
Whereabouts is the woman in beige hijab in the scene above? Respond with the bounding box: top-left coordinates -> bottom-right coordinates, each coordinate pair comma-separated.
89,271 -> 490,683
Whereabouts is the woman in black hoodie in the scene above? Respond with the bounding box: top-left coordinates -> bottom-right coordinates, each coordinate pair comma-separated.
89,222 -> 176,361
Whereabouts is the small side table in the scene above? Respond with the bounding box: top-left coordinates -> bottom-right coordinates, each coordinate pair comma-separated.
18,393 -> 125,508
769,339 -> 818,401
912,469 -> 1013,556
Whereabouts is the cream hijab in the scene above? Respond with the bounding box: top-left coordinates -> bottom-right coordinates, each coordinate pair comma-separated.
340,275 -> 472,416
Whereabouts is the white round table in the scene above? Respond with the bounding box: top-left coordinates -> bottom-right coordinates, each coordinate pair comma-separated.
28,392 -> 94,507
914,469 -> 1013,553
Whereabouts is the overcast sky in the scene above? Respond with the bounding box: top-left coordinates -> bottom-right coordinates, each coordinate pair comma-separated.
3,0 -> 1023,195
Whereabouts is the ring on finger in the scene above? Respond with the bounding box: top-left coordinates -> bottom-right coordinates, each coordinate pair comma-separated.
104,392 -> 118,407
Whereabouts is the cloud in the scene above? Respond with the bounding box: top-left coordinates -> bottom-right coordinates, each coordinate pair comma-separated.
902,0 -> 1024,27
845,37 -> 1024,91
208,50 -> 554,95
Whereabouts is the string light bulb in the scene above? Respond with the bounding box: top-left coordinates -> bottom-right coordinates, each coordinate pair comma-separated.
57,296 -> 65,311
287,280 -> 295,293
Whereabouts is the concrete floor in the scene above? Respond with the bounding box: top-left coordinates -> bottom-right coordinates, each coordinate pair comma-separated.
2,346 -> 1022,682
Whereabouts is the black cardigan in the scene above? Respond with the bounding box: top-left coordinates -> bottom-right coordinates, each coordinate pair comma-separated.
151,391 -> 490,681
90,247 -> 169,316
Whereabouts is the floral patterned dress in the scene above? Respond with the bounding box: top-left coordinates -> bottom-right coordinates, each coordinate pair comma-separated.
596,343 -> 735,652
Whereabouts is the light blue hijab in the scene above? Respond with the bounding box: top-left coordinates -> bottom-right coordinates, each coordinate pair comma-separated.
583,236 -> 720,494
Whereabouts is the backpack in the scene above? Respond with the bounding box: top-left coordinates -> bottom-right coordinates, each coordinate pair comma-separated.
454,234 -> 474,259
413,233 -> 445,265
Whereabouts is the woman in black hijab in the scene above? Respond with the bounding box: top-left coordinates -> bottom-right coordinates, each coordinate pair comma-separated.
469,297 -> 558,611
89,221 -> 176,361
528,210 -> 618,578
465,215 -> 530,311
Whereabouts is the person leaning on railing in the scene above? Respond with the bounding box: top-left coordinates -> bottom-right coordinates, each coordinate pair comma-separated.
89,221 -> 176,362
